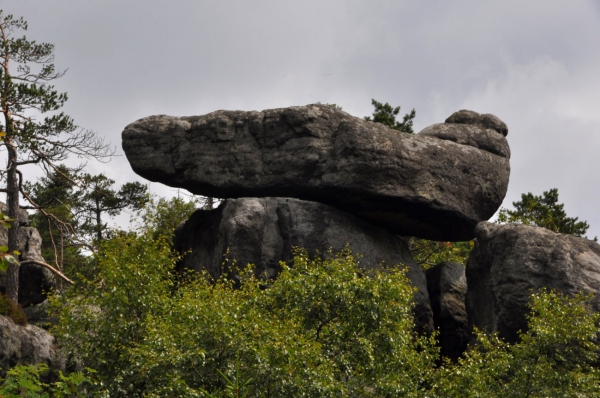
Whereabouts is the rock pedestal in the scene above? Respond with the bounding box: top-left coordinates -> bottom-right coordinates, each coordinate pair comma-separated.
174,197 -> 434,333
426,262 -> 469,361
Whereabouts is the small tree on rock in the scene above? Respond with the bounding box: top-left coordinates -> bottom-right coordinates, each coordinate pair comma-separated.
364,99 -> 416,134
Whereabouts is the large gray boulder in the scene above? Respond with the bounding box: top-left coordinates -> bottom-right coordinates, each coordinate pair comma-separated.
466,222 -> 600,343
123,105 -> 510,241
0,222 -> 55,307
426,262 -> 469,361
0,315 -> 65,378
174,197 -> 434,332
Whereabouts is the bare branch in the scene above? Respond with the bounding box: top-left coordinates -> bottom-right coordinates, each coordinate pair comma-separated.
19,260 -> 73,285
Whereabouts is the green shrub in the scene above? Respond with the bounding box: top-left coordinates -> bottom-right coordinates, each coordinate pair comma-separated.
0,292 -> 27,326
50,206 -> 600,397
431,289 -> 600,397
0,363 -> 96,397
52,228 -> 437,397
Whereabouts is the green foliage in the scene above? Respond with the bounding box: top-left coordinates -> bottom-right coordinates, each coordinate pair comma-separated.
25,165 -> 148,283
498,188 -> 595,239
0,244 -> 20,273
52,220 -> 600,397
431,289 -> 600,397
0,363 -> 96,397
364,99 -> 416,134
135,194 -> 202,241
52,218 -> 437,397
77,173 -> 148,243
26,165 -> 88,276
0,209 -> 20,284
409,239 -> 473,269
50,229 -> 176,396
0,292 -> 27,325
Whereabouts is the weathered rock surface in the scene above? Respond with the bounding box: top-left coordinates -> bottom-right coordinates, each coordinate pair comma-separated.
0,315 -> 65,377
426,262 -> 469,361
445,109 -> 509,137
123,105 -> 510,241
24,300 -> 56,330
0,202 -> 30,226
174,197 -> 434,332
466,222 -> 600,343
0,220 -> 55,307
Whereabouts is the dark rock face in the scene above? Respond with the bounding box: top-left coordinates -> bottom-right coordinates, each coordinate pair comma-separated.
466,222 -> 600,343
123,105 -> 510,241
174,197 -> 434,332
0,315 -> 65,378
0,222 -> 55,307
426,262 -> 469,361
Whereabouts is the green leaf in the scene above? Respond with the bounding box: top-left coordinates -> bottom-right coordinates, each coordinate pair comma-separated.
0,258 -> 9,272
5,255 -> 20,266
0,246 -> 8,253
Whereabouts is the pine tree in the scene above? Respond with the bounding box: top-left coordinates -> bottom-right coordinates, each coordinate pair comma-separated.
364,99 -> 416,134
0,11 -> 111,301
498,188 -> 595,239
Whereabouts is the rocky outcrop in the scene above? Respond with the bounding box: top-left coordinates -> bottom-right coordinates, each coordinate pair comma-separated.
0,207 -> 56,307
426,262 -> 469,361
0,202 -> 30,227
0,314 -> 64,377
24,300 -> 56,330
123,105 -> 510,241
466,222 -> 600,343
174,197 -> 434,333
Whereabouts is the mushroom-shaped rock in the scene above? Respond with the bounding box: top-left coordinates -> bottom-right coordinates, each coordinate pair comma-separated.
123,105 -> 510,241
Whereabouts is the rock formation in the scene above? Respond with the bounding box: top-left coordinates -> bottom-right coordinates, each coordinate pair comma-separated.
426,262 -> 469,361
123,105 -> 510,241
0,206 -> 56,307
175,197 -> 434,333
0,314 -> 65,378
466,222 -> 600,343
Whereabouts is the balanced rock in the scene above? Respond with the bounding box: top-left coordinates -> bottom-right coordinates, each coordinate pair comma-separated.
0,315 -> 65,378
174,197 -> 434,332
426,262 -> 469,361
0,216 -> 55,307
466,222 -> 600,343
123,105 -> 510,241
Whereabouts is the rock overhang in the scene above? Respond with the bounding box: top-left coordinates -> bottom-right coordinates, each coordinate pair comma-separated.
122,104 -> 510,241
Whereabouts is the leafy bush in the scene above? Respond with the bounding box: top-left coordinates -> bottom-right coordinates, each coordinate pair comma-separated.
51,226 -> 437,396
431,289 -> 600,397
50,203 -> 600,397
0,292 -> 27,326
0,363 -> 95,397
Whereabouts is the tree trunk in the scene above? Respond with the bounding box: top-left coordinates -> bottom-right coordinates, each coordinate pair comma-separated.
96,198 -> 102,244
5,135 -> 20,303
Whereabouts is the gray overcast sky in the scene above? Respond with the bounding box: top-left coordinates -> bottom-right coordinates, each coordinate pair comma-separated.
4,0 -> 600,239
